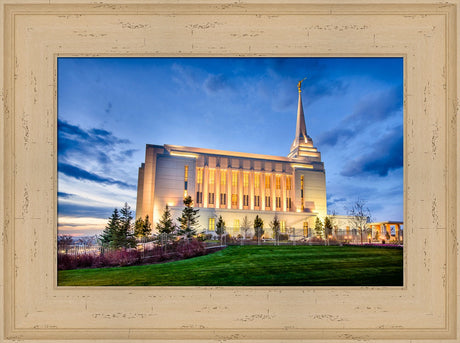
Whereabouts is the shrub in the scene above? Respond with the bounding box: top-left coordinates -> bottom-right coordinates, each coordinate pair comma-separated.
279,233 -> 289,241
175,239 -> 205,258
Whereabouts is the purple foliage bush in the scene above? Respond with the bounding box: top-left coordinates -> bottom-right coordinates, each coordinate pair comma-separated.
58,239 -> 206,270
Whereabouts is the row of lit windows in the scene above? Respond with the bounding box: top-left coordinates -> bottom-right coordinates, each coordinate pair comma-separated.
195,167 -> 292,190
186,166 -> 294,208
197,193 -> 291,210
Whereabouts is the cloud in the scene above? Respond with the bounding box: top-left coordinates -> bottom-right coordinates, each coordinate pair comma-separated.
58,163 -> 136,190
58,191 -> 74,199
318,84 -> 403,147
303,79 -> 348,105
346,84 -> 403,126
317,127 -> 354,147
58,202 -> 116,218
340,125 -> 403,177
58,119 -> 135,177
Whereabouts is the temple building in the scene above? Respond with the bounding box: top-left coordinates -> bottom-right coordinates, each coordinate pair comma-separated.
136,80 -> 328,237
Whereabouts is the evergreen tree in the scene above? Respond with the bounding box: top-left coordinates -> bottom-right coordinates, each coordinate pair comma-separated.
254,215 -> 264,245
134,214 -> 152,239
156,206 -> 176,245
215,215 -> 226,246
116,203 -> 137,249
314,217 -> 324,238
99,208 -> 121,249
270,214 -> 281,245
177,196 -> 200,240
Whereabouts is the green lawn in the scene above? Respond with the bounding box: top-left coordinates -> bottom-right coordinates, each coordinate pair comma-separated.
58,245 -> 403,286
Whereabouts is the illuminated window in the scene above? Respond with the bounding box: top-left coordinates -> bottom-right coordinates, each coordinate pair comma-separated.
286,176 -> 291,190
184,165 -> 189,195
265,174 -> 270,189
243,194 -> 249,206
243,173 -> 249,187
208,192 -> 215,204
254,174 -> 260,189
220,171 -> 226,186
232,171 -> 238,187
276,197 -> 281,208
276,175 -> 281,189
197,168 -> 203,184
254,195 -> 260,207
280,220 -> 286,233
286,197 -> 292,209
265,196 -> 271,208
209,169 -> 215,184
300,175 -> 304,211
303,221 -> 308,237
233,219 -> 240,230
208,218 -> 215,231
220,193 -> 227,205
231,194 -> 238,207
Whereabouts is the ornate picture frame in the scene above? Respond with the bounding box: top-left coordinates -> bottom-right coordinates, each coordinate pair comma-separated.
1,1 -> 458,341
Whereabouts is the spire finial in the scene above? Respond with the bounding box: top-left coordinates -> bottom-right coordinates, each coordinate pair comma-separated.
297,77 -> 307,93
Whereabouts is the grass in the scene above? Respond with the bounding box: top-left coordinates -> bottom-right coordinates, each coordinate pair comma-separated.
58,245 -> 403,286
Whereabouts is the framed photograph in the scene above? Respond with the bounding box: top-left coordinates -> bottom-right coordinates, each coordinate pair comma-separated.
1,0 -> 458,341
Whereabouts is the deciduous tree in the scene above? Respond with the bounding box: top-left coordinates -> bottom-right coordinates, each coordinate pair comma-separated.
270,214 -> 281,245
347,198 -> 372,245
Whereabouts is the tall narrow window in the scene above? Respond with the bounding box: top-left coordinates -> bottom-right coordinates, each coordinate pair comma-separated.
196,191 -> 203,204
197,168 -> 203,184
286,176 -> 292,190
232,171 -> 238,187
265,174 -> 270,189
254,174 -> 260,189
300,175 -> 304,211
303,221 -> 308,237
243,173 -> 249,187
208,218 -> 215,231
276,197 -> 281,209
233,219 -> 240,231
220,193 -> 227,205
265,196 -> 271,208
276,175 -> 281,189
231,194 -> 238,207
254,195 -> 260,207
220,170 -> 227,186
208,193 -> 215,204
243,194 -> 249,206
184,165 -> 189,197
286,197 -> 292,210
209,169 -> 215,184
280,220 -> 286,233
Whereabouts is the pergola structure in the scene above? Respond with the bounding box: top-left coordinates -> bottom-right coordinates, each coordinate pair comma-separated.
368,221 -> 403,244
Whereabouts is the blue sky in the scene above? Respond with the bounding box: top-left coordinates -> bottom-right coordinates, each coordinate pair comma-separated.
57,57 -> 403,237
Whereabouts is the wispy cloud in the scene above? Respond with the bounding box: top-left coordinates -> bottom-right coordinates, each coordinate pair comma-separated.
318,84 -> 403,147
58,202 -> 116,218
58,191 -> 74,199
340,125 -> 403,177
58,119 -> 131,165
58,162 -> 136,190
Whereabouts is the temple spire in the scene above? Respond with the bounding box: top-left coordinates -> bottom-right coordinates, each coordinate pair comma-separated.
288,78 -> 322,160
293,78 -> 308,147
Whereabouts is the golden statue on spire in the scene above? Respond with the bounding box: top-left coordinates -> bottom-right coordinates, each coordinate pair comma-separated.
297,77 -> 307,93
